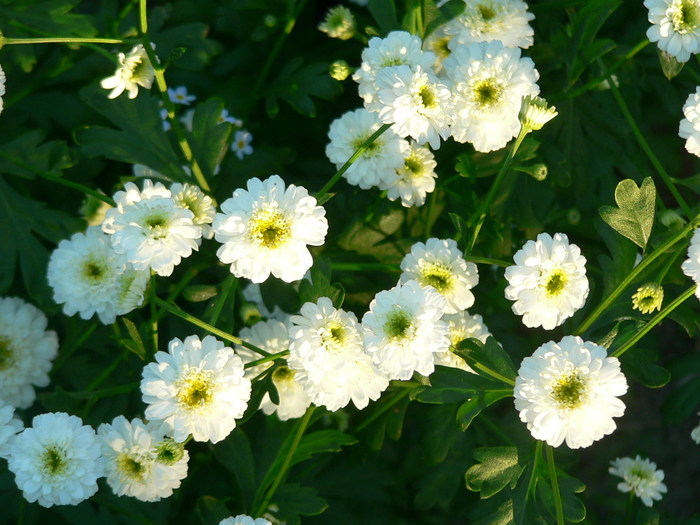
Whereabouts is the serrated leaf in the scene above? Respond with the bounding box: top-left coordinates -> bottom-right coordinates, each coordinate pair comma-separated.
187,98 -> 233,180
619,345 -> 670,388
413,365 -> 504,405
599,177 -> 656,249
0,0 -> 97,38
536,471 -> 586,523
0,130 -> 75,179
273,483 -> 328,524
466,447 -> 524,499
454,337 -> 517,383
266,59 -> 342,117
153,22 -> 222,71
298,257 -> 344,308
210,428 -> 257,505
456,390 -> 512,431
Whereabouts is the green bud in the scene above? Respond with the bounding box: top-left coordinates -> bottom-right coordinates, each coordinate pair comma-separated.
154,438 -> 185,465
329,60 -> 351,81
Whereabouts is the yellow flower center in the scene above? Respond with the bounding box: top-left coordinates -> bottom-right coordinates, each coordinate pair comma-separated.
176,369 -> 215,409
418,85 -> 437,109
472,78 -> 503,108
116,452 -> 149,481
322,320 -> 347,350
419,262 -> 454,293
550,371 -> 586,409
248,208 -> 291,249
543,269 -> 568,297
42,446 -> 68,477
82,259 -> 107,283
384,309 -> 413,340
144,213 -> 170,240
671,0 -> 700,33
477,3 -> 497,21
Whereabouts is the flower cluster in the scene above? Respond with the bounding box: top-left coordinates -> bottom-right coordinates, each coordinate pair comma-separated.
609,455 -> 667,507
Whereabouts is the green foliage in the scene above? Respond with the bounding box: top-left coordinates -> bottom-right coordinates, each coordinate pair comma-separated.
599,177 -> 657,250
466,447 -> 523,499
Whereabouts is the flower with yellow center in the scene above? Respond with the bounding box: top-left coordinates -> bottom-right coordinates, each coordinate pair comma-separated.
632,282 -> 664,314
610,456 -> 667,507
100,44 -> 155,99
318,5 -> 356,40
646,0 -> 700,63
450,0 -> 535,49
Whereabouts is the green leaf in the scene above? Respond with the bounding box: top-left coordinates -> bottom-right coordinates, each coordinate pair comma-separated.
273,483 -> 328,524
599,177 -> 656,249
658,49 -> 685,80
456,390 -> 512,431
368,0 -> 399,34
259,277 -> 300,315
187,98 -> 233,180
196,495 -> 231,524
210,428 -> 257,506
0,131 -> 75,180
119,317 -> 147,360
153,22 -> 222,71
454,337 -> 518,383
466,447 -> 524,499
266,59 -> 342,118
619,345 -> 670,388
298,257 -> 344,308
413,365 -> 504,405
182,284 -> 219,303
536,471 -> 586,523
0,0 -> 97,37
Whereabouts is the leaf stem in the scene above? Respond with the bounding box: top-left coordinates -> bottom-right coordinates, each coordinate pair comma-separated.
150,272 -> 159,353
2,37 -> 126,45
545,444 -> 565,525
465,256 -> 512,268
355,386 -> 412,433
471,361 -> 516,387
244,350 -> 290,370
330,262 -> 401,272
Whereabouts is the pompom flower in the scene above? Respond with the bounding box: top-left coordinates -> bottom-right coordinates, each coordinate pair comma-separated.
680,87 -> 700,157
609,455 -> 667,507
213,175 -> 328,283
645,0 -> 700,63
435,311 -> 493,372
449,0 -> 535,49
100,44 -> 155,99
504,232 -> 589,330
378,142 -> 438,207
631,282 -> 664,314
220,516 -> 272,525
0,400 -> 23,458
681,228 -> 700,297
514,336 -> 628,449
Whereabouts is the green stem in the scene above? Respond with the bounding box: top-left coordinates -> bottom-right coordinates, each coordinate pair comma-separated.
244,350 -> 290,370
154,297 -> 270,356
254,406 -> 316,517
611,285 -> 696,358
471,360 -> 516,387
467,126 -> 529,253
355,386 -> 412,433
465,256 -> 512,268
546,444 -> 565,525
330,262 -> 401,272
526,441 -> 543,497
574,216 -> 699,334
51,320 -> 99,374
150,273 -> 159,353
206,275 -> 238,326
2,37 -> 125,45
315,123 -> 392,205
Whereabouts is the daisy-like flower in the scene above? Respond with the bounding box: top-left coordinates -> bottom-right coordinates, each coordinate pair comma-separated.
102,179 -> 201,277
232,130 -> 254,159
318,5 -> 356,40
167,86 -> 196,105
631,282 -> 664,314
7,412 -> 102,507
645,0 -> 700,63
505,232 -> 589,330
679,87 -> 700,157
220,516 -> 272,525
435,311 -> 492,372
681,228 -> 700,297
48,227 -> 149,324
0,297 -> 59,409
213,175 -> 328,283
100,44 -> 155,99
353,31 -> 437,110
325,108 -> 409,189
0,64 -> 6,115
288,298 -> 389,411
379,142 -> 438,207
141,335 -> 251,443
362,280 -> 450,380
400,238 -> 479,314
519,95 -> 557,132
444,41 -> 539,153
98,415 -> 189,502
0,400 -> 23,458
375,65 -> 454,149
449,0 -> 535,49
691,414 -> 700,443
219,109 -> 243,127
609,456 -> 668,507
514,336 -> 628,449
170,182 -> 216,240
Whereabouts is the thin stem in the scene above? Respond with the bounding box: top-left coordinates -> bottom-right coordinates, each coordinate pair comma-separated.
3,37 -> 126,45
315,123 -> 392,204
150,273 -> 159,353
611,285 -> 696,358
330,262 -> 401,272
471,360 -> 516,387
465,256 -> 512,268
545,444 -> 565,525
244,350 -> 290,370
206,275 -> 238,326
526,441 -> 543,497
355,386 -> 412,433
51,320 -> 99,374
254,406 -> 316,517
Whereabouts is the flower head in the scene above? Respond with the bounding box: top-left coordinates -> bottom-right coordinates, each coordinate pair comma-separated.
0,64 -> 5,115
449,0 -> 535,49
679,87 -> 700,157
0,400 -> 23,458
691,414 -> 700,443
632,282 -> 664,314
681,228 -> 700,297
609,455 -> 667,507
514,336 -> 628,449
232,130 -> 254,159
505,232 -> 589,330
318,5 -> 356,40
519,95 -> 557,132
645,0 -> 700,63
435,311 -> 492,372
213,175 -> 328,283
100,44 -> 155,99
167,86 -> 196,105
170,182 -> 216,239
220,516 -> 272,525
379,142 -> 437,207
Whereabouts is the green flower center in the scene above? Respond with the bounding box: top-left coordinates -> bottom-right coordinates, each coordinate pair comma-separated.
419,262 -> 453,293
353,135 -> 383,157
272,365 -> 293,382
322,321 -> 347,350
543,270 -> 567,297
419,85 -> 437,109
382,57 -> 406,67
176,369 -> 214,409
550,372 -> 586,409
477,4 -> 497,20
145,214 -> 169,239
42,446 -> 68,477
248,208 -> 291,249
473,78 -> 503,107
82,259 -> 107,283
384,309 -> 413,339
671,0 -> 700,33
116,452 -> 148,481
404,155 -> 423,175
155,439 -> 185,465
0,336 -> 14,371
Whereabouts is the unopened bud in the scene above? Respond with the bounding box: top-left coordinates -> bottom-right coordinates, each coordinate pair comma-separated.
520,95 -> 557,132
318,6 -> 356,40
631,282 -> 664,314
329,60 -> 351,81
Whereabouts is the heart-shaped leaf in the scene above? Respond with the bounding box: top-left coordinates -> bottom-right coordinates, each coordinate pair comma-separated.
599,177 -> 656,249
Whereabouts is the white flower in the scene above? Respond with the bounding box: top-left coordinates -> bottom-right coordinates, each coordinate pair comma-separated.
505,232 -> 589,330
167,86 -> 196,105
0,400 -> 23,458
220,516 -> 272,525
691,414 -> 700,443
375,65 -> 454,149
0,297 -> 59,409
378,142 -> 437,207
353,31 -> 437,110
318,5 -> 356,40
444,41 -> 539,152
7,412 -> 102,507
682,228 -> 700,297
288,298 -> 388,411
102,179 -> 201,277
645,0 -> 700,63
98,415 -> 189,502
609,455 -> 667,507
213,175 -> 328,283
325,108 -> 409,189
400,238 -> 478,314
679,87 -> 700,157
160,107 -> 171,131
232,130 -> 254,159
100,44 -> 155,99
519,95 -> 557,132
48,227 -> 149,324
449,0 -> 535,49
219,109 -> 243,127
435,311 -> 492,372
242,283 -> 288,320
0,64 -> 5,115
362,280 -> 450,380
141,335 -> 252,443
170,182 -> 216,240
514,336 -> 628,449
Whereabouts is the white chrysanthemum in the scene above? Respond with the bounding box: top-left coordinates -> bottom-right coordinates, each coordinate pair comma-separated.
7,412 -> 102,507
0,297 -> 58,409
400,238 -> 478,314
444,41 -> 539,152
514,336 -> 628,449
645,0 -> 700,63
98,415 -> 188,502
0,400 -> 23,458
682,228 -> 700,297
100,44 -> 155,99
318,5 -> 356,40
232,130 -> 254,160
423,21 -> 461,72
449,0 -> 535,49
213,175 -> 328,283
167,86 -> 196,105
288,298 -> 388,411
141,335 -> 252,443
48,227 -> 149,324
379,142 -> 437,207
519,95 -> 557,132
609,455 -> 667,507
375,65 -> 454,149
0,65 -> 5,115
362,280 -> 450,380
353,31 -> 437,109
505,232 -> 589,330
220,516 -> 272,525
435,311 -> 492,372
691,414 -> 700,443
679,87 -> 700,157
170,182 -> 216,240
325,108 -> 409,189
102,179 -> 201,277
